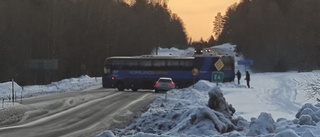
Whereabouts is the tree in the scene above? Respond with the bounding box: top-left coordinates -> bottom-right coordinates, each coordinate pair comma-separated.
213,12 -> 224,39
217,0 -> 320,72
300,71 -> 320,101
208,35 -> 215,46
0,0 -> 188,84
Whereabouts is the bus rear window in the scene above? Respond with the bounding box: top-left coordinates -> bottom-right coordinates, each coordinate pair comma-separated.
221,57 -> 234,70
105,59 -> 112,68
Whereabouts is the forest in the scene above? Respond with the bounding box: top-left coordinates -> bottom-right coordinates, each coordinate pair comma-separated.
215,0 -> 320,72
0,0 -> 188,85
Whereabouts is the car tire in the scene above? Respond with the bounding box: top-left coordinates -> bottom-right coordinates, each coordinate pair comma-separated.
132,88 -> 138,91
155,89 -> 159,93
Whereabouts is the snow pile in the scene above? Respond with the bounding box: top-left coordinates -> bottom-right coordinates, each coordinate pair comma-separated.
151,47 -> 195,57
96,80 -> 320,137
108,81 -> 237,136
211,43 -> 236,56
247,112 -> 276,136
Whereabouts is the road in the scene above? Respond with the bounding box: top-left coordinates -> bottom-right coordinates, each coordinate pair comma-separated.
0,88 -> 160,137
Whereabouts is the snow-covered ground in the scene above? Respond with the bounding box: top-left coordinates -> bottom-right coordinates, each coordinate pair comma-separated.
1,43 -> 320,137
0,76 -> 101,108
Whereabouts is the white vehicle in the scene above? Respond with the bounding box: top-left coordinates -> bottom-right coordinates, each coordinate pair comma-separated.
154,77 -> 175,93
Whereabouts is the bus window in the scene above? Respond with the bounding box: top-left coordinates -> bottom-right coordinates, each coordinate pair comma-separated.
153,59 -> 166,70
105,59 -> 112,68
167,60 -> 179,69
139,59 -> 152,70
180,60 -> 193,70
112,59 -> 125,69
104,59 -> 112,75
125,59 -> 139,69
221,57 -> 234,70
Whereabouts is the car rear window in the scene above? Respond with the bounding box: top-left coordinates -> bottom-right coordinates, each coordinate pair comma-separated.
159,79 -> 172,82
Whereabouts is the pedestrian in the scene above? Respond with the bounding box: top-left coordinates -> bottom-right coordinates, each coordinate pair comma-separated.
245,71 -> 250,88
236,70 -> 241,85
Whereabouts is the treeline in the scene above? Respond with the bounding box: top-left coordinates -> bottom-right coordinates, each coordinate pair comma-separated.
0,0 -> 188,85
215,0 -> 320,72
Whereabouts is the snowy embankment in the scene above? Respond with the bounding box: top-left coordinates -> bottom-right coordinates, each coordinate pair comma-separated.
98,79 -> 320,137
0,75 -> 101,108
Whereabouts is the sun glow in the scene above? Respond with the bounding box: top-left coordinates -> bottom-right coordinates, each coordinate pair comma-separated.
168,0 -> 239,41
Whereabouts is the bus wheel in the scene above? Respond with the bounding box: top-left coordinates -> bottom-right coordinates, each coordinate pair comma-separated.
117,82 -> 125,91
131,88 -> 138,91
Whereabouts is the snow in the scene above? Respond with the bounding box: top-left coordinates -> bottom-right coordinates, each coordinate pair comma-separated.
2,43 -> 320,137
0,76 -> 101,108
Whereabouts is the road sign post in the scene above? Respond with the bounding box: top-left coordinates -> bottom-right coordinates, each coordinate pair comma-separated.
192,68 -> 199,88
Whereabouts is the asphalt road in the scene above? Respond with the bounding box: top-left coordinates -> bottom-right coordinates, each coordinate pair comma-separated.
0,88 -> 160,137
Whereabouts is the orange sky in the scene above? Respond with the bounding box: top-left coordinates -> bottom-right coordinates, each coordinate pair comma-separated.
168,0 -> 239,41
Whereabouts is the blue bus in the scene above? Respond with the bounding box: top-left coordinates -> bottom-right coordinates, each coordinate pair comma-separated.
102,55 -> 235,91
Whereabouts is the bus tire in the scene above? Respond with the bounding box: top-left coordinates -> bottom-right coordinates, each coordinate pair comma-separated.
117,82 -> 125,91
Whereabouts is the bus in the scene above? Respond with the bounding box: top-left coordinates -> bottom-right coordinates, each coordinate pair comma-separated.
102,55 -> 235,91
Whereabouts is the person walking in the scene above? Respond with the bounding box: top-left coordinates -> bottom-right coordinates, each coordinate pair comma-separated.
245,71 -> 250,88
236,70 -> 241,85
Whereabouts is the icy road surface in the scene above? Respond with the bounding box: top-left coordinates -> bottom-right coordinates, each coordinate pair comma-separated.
0,88 -> 160,137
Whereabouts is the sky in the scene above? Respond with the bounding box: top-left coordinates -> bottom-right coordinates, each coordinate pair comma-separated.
2,43 -> 320,136
168,0 -> 239,41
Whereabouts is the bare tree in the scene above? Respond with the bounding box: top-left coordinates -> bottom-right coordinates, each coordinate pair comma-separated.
300,71 -> 320,101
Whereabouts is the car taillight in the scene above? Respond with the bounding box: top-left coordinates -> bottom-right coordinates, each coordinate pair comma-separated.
170,82 -> 175,87
111,77 -> 115,80
155,81 -> 160,86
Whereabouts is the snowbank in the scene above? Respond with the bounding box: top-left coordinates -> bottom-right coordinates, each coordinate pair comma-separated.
97,80 -> 320,137
0,75 -> 101,109
151,47 -> 195,57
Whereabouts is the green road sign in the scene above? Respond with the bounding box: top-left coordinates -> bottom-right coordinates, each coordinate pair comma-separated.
211,71 -> 224,83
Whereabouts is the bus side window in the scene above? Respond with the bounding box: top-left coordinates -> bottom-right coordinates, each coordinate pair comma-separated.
153,59 -> 166,70
125,59 -> 139,70
112,59 -> 125,70
166,60 -> 179,70
139,59 -> 152,70
180,60 -> 193,70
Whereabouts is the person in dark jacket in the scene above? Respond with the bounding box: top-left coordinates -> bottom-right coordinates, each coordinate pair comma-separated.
245,71 -> 250,88
236,70 -> 241,85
